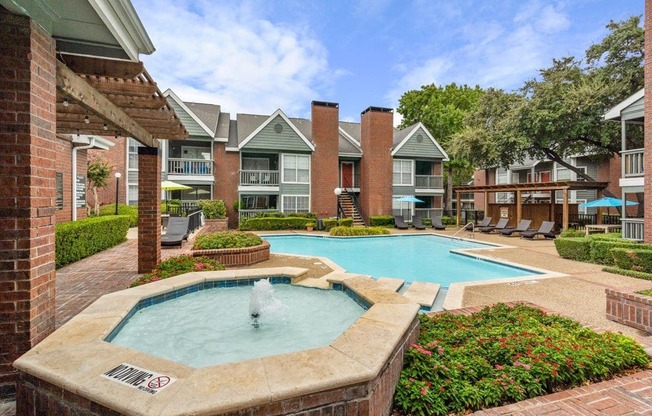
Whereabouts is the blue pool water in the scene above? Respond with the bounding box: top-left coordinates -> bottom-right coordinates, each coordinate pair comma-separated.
263,235 -> 538,287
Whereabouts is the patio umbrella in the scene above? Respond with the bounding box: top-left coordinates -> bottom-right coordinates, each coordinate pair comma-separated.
393,195 -> 424,203
579,197 -> 638,208
160,180 -> 192,212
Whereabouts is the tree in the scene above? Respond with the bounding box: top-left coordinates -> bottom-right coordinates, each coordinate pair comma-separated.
397,83 -> 484,211
87,157 -> 112,215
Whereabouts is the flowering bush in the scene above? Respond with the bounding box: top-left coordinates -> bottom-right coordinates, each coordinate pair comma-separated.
193,231 -> 263,250
131,255 -> 224,287
393,304 -> 649,416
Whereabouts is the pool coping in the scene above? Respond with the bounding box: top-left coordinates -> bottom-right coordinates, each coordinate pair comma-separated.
14,267 -> 420,416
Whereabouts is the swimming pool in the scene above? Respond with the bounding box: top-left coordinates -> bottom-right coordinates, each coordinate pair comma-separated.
263,235 -> 538,287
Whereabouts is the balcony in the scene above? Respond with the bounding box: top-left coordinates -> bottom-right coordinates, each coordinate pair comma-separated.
622,218 -> 644,242
415,175 -> 444,189
168,158 -> 212,176
622,148 -> 644,177
240,170 -> 280,186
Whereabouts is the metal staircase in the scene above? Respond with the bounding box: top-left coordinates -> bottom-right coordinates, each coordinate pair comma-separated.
338,190 -> 365,226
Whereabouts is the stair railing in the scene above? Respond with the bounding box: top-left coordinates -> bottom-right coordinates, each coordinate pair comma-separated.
341,178 -> 366,226
451,222 -> 475,240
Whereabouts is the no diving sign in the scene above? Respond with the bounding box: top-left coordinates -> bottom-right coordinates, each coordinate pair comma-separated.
102,363 -> 176,395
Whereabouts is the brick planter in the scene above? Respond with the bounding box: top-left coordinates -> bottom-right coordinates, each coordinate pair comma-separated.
192,240 -> 270,267
203,218 -> 229,233
606,288 -> 652,333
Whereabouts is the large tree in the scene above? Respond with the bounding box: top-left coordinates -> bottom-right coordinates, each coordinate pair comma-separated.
397,83 -> 484,211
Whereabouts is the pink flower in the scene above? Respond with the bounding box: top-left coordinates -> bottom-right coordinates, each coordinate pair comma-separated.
420,387 -> 428,396
495,364 -> 503,370
195,263 -> 206,270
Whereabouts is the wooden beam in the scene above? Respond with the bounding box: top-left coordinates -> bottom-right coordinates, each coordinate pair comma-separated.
516,190 -> 522,223
104,94 -> 168,110
562,188 -> 569,230
82,76 -> 159,97
59,55 -> 144,78
456,191 -> 461,226
56,60 -> 156,147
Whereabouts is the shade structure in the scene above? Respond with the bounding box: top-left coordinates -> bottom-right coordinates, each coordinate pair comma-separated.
393,196 -> 424,203
161,180 -> 192,191
579,197 -> 638,208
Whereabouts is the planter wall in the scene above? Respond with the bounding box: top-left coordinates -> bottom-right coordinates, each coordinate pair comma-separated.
606,288 -> 652,333
193,240 -> 270,267
203,218 -> 229,232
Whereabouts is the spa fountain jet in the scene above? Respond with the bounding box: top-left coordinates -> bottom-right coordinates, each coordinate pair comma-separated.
248,279 -> 275,328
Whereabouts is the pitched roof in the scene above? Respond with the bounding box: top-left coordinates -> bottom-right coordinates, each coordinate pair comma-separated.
392,123 -> 416,147
184,102 -> 221,135
215,112 -> 230,140
236,113 -> 314,146
604,89 -> 644,121
338,122 -> 361,155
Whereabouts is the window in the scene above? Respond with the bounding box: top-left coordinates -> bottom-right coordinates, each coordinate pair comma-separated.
393,160 -> 413,185
128,185 -> 138,205
556,166 -> 586,181
392,196 -> 411,218
242,157 -> 270,171
128,138 -> 142,170
282,154 -> 310,183
283,195 -> 309,213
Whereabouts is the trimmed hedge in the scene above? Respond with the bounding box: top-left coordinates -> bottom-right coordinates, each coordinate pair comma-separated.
590,240 -> 650,266
441,215 -> 457,226
611,248 -> 652,274
196,199 -> 226,219
554,237 -> 592,262
338,218 -> 353,227
97,203 -> 138,227
323,218 -> 338,231
193,231 -> 262,250
329,226 -> 390,236
370,215 -> 394,227
56,215 -> 130,268
240,217 -> 311,231
602,266 -> 652,282
560,229 -> 584,238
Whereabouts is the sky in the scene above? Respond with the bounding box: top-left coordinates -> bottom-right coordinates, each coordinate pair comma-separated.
132,0 -> 644,125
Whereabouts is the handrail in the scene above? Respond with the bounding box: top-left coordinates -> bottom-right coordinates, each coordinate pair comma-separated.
451,222 -> 475,240
341,177 -> 366,226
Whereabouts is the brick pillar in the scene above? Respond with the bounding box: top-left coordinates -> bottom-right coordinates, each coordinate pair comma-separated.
311,101 -> 340,218
359,107 -> 394,223
214,142 -> 240,229
137,147 -> 161,273
645,0 -> 652,243
0,8 -> 57,397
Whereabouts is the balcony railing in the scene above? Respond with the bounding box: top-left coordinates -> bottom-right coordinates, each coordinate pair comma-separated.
622,218 -> 644,241
240,170 -> 280,186
238,209 -> 280,221
622,148 -> 644,177
393,208 -> 443,220
415,175 -> 444,189
168,158 -> 212,175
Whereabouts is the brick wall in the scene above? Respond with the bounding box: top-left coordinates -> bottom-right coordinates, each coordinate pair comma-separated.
137,147 -> 161,273
645,0 -> 652,243
0,8 -> 57,397
213,142 -> 240,229
88,136 -> 127,207
606,289 -> 652,333
192,240 -> 270,267
359,107 -> 394,223
473,169 -> 487,210
311,101 -> 340,218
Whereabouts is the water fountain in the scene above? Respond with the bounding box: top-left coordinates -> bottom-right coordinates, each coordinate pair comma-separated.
248,278 -> 275,328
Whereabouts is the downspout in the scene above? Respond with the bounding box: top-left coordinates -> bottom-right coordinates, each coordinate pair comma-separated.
72,138 -> 97,221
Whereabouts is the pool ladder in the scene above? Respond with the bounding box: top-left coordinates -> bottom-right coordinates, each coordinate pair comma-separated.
451,222 -> 476,240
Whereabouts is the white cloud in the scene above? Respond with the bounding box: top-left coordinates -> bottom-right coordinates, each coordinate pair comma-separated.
385,57 -> 453,106
134,0 -> 334,116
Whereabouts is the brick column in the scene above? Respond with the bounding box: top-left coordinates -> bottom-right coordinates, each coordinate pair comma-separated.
213,142 -> 240,229
0,9 -> 57,397
645,0 -> 652,243
311,101 -> 340,218
137,147 -> 161,273
359,107 -> 394,223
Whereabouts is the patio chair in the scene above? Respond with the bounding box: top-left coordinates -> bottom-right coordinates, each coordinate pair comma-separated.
465,216 -> 491,231
521,221 -> 557,240
412,216 -> 426,230
500,219 -> 532,236
161,217 -> 190,247
394,215 -> 409,230
478,218 -> 509,233
432,216 -> 446,230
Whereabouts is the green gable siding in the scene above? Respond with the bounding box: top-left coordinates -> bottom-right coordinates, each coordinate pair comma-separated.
280,183 -> 310,195
242,115 -> 312,152
167,99 -> 212,137
394,127 -> 445,159
393,185 -> 416,195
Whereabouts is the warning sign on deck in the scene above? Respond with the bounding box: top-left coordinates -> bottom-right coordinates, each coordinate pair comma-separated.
101,363 -> 176,395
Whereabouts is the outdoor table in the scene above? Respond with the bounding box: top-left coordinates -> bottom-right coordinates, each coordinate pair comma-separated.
585,224 -> 622,235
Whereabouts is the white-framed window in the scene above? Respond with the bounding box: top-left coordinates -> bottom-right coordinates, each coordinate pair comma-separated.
128,184 -> 138,206
393,159 -> 413,186
282,195 -> 310,213
496,169 -> 512,203
128,138 -> 142,170
556,166 -> 587,181
282,154 -> 310,183
392,195 -> 412,218
576,199 -> 587,214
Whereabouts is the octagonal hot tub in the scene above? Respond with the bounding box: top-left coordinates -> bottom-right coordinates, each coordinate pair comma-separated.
14,268 -> 419,416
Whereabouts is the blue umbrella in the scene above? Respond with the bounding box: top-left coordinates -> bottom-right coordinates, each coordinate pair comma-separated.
579,197 -> 638,208
393,196 -> 424,203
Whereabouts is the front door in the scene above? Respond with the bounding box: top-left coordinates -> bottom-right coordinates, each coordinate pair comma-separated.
341,162 -> 354,189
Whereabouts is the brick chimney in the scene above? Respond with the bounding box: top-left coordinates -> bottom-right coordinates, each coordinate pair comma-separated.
311,101 -> 340,218
360,106 -> 394,223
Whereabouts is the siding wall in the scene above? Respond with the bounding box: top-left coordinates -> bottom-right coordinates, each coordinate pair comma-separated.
393,126 -> 445,159
243,115 -> 313,152
167,99 -> 211,137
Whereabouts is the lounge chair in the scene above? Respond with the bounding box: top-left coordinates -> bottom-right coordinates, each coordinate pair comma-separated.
394,215 -> 409,230
478,218 -> 509,233
521,221 -> 557,239
161,217 -> 190,246
500,219 -> 532,236
432,216 -> 446,230
412,216 -> 426,230
466,216 -> 491,231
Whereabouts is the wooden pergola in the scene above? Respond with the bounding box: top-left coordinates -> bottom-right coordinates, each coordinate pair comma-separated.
454,181 -> 610,229
55,55 -> 188,146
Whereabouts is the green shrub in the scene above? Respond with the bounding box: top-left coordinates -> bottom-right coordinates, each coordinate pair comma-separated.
329,226 -> 390,236
193,231 -> 262,250
591,232 -> 625,240
590,240 -> 650,266
323,218 -> 338,231
370,215 -> 394,227
56,215 -> 130,268
338,218 -> 353,227
97,203 -> 138,227
253,211 -> 285,218
603,266 -> 652,281
196,199 -> 227,219
239,217 -> 311,231
393,304 -> 649,416
421,218 -> 433,226
560,229 -> 584,238
611,248 -> 652,274
286,212 -> 317,219
441,215 -> 456,225
131,255 -> 224,287
636,288 -> 652,296
554,237 -> 592,261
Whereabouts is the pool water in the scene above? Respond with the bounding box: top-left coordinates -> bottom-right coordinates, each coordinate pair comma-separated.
108,284 -> 365,367
264,235 -> 538,287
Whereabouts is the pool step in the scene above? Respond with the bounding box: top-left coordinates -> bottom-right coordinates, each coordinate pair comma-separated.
375,277 -> 405,293
402,282 -> 440,309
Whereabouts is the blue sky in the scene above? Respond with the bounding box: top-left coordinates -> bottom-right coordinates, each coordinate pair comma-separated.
132,0 -> 643,125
